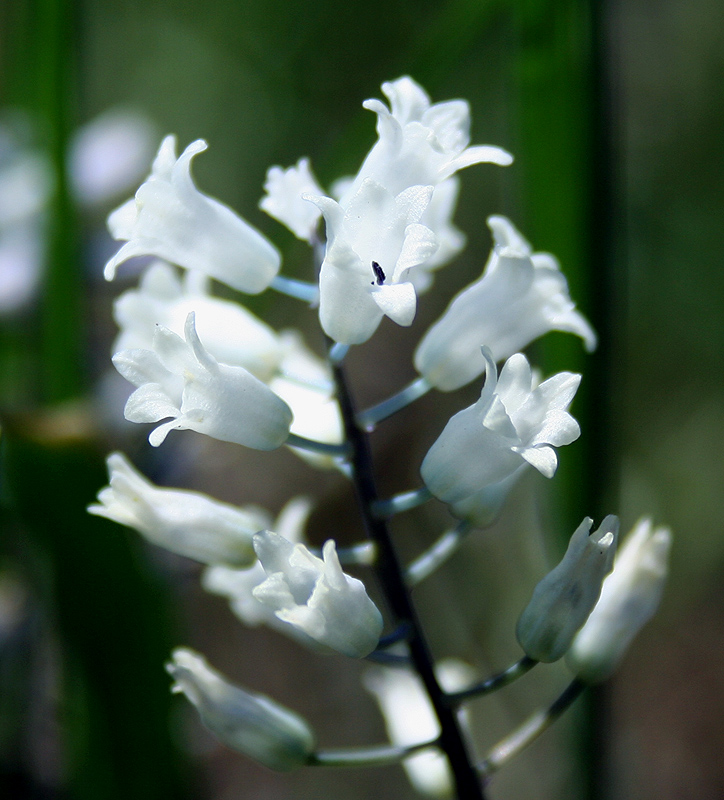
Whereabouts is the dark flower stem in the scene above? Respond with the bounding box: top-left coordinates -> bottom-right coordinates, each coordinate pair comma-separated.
331,356 -> 487,800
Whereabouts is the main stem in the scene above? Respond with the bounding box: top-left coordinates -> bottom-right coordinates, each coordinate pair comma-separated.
332,359 -> 486,800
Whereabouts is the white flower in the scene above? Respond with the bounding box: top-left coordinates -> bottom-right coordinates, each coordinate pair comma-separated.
307,179 -> 438,344
516,516 -> 619,662
251,531 -> 383,658
414,216 -> 597,391
364,660 -> 475,797
113,311 -> 292,449
421,349 -> 581,507
343,76 -> 512,201
166,648 -> 315,771
260,157 -> 324,241
408,177 -> 466,292
567,518 -> 672,683
88,452 -> 270,567
104,136 -> 280,294
113,261 -> 283,381
202,498 -> 319,644
269,331 -> 344,469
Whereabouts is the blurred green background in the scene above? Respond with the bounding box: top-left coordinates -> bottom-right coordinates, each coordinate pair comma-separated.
0,0 -> 722,798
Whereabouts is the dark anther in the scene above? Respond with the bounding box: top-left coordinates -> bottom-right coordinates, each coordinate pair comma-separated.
371,261 -> 386,285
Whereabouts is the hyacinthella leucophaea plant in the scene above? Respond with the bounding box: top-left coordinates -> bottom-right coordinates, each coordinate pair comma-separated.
89,77 -> 672,799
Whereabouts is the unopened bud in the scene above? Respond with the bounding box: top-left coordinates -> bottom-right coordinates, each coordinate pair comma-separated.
566,518 -> 672,683
166,648 -> 315,770
516,515 -> 619,662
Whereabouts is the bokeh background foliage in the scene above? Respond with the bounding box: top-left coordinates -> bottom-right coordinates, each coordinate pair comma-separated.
1,0 -> 722,798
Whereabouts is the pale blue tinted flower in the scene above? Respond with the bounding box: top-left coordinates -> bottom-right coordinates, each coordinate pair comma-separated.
567,518 -> 672,683
516,516 -> 619,662
166,648 -> 315,770
421,349 -> 581,506
105,136 -> 280,293
252,532 -> 383,657
113,311 -> 292,449
88,452 -> 270,567
414,216 -> 597,391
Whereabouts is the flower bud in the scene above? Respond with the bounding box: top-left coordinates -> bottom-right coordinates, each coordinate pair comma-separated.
252,532 -> 383,657
566,518 -> 672,683
88,452 -> 270,567
516,515 -> 619,662
166,648 -> 315,770
105,136 -> 280,293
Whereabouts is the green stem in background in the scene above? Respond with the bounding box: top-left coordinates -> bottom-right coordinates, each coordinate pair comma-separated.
479,680 -> 586,777
331,357 -> 487,800
34,0 -> 83,403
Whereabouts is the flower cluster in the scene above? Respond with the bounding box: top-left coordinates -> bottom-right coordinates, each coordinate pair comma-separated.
93,77 -> 670,795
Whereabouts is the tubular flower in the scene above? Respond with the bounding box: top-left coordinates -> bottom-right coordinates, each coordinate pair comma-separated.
516,515 -> 619,662
104,136 -> 280,293
113,311 -> 292,449
202,498 -> 322,647
88,452 -> 270,567
421,348 -> 581,507
344,76 -> 512,201
307,179 -> 438,344
414,216 -> 597,391
260,157 -> 324,242
567,518 -> 672,683
251,531 -> 383,658
166,648 -> 315,771
113,261 -> 283,381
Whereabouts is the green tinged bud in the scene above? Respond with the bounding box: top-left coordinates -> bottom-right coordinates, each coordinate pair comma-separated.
166,648 -> 315,770
516,515 -> 619,662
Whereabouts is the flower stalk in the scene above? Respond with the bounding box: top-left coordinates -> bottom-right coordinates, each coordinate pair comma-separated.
331,355 -> 487,800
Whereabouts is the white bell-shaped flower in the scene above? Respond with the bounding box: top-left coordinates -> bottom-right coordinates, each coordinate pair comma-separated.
516,515 -> 619,662
166,648 -> 315,771
407,176 -> 466,292
113,311 -> 292,449
202,498 -> 321,646
343,76 -> 512,201
421,348 -> 581,507
307,179 -> 438,344
260,157 -> 324,242
567,518 -> 672,683
364,660 -> 475,797
113,261 -> 283,381
251,531 -> 383,658
415,216 -> 597,391
104,136 -> 280,293
88,452 -> 270,567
